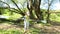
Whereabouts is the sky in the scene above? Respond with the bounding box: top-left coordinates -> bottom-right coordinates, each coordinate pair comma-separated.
41,0 -> 60,10
0,0 -> 60,10
50,0 -> 60,10
54,2 -> 60,10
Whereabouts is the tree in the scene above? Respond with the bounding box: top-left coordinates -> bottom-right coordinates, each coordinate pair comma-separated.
27,0 -> 36,19
34,0 -> 43,20
27,0 -> 44,21
46,0 -> 54,23
0,0 -> 25,16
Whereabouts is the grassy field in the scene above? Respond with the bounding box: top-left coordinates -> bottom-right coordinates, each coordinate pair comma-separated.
0,22 -> 40,34
0,22 -> 60,34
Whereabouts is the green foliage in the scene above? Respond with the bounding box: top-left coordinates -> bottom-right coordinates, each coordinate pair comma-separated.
50,13 -> 60,22
41,9 -> 47,12
1,9 -> 22,20
0,9 -> 5,14
8,13 -> 22,20
56,13 -> 60,16
3,9 -> 10,15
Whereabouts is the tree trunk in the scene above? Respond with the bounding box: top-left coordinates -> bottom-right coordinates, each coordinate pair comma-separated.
47,0 -> 50,23
34,0 -> 43,20
27,0 -> 43,20
0,9 -> 3,15
27,0 -> 35,19
47,8 -> 50,23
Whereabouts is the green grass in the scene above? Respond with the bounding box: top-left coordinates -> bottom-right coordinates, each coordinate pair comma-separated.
0,21 -> 59,34
50,13 -> 60,22
0,29 -> 23,34
0,22 -> 51,34
0,28 -> 40,34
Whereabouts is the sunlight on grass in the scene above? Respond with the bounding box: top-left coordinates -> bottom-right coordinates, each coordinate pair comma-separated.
50,13 -> 60,22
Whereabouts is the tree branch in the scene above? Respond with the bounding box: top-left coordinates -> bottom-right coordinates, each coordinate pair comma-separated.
0,7 -> 23,14
0,7 -> 19,11
11,0 -> 22,12
0,1 -> 25,16
0,1 -> 19,13
0,1 -> 10,8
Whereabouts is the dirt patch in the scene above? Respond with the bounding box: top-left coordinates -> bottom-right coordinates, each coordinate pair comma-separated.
33,24 -> 60,33
0,23 -> 23,30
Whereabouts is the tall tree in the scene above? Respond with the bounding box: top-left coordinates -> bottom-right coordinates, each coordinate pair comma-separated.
34,0 -> 43,20
27,0 -> 44,21
27,0 -> 35,19
47,0 -> 54,23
